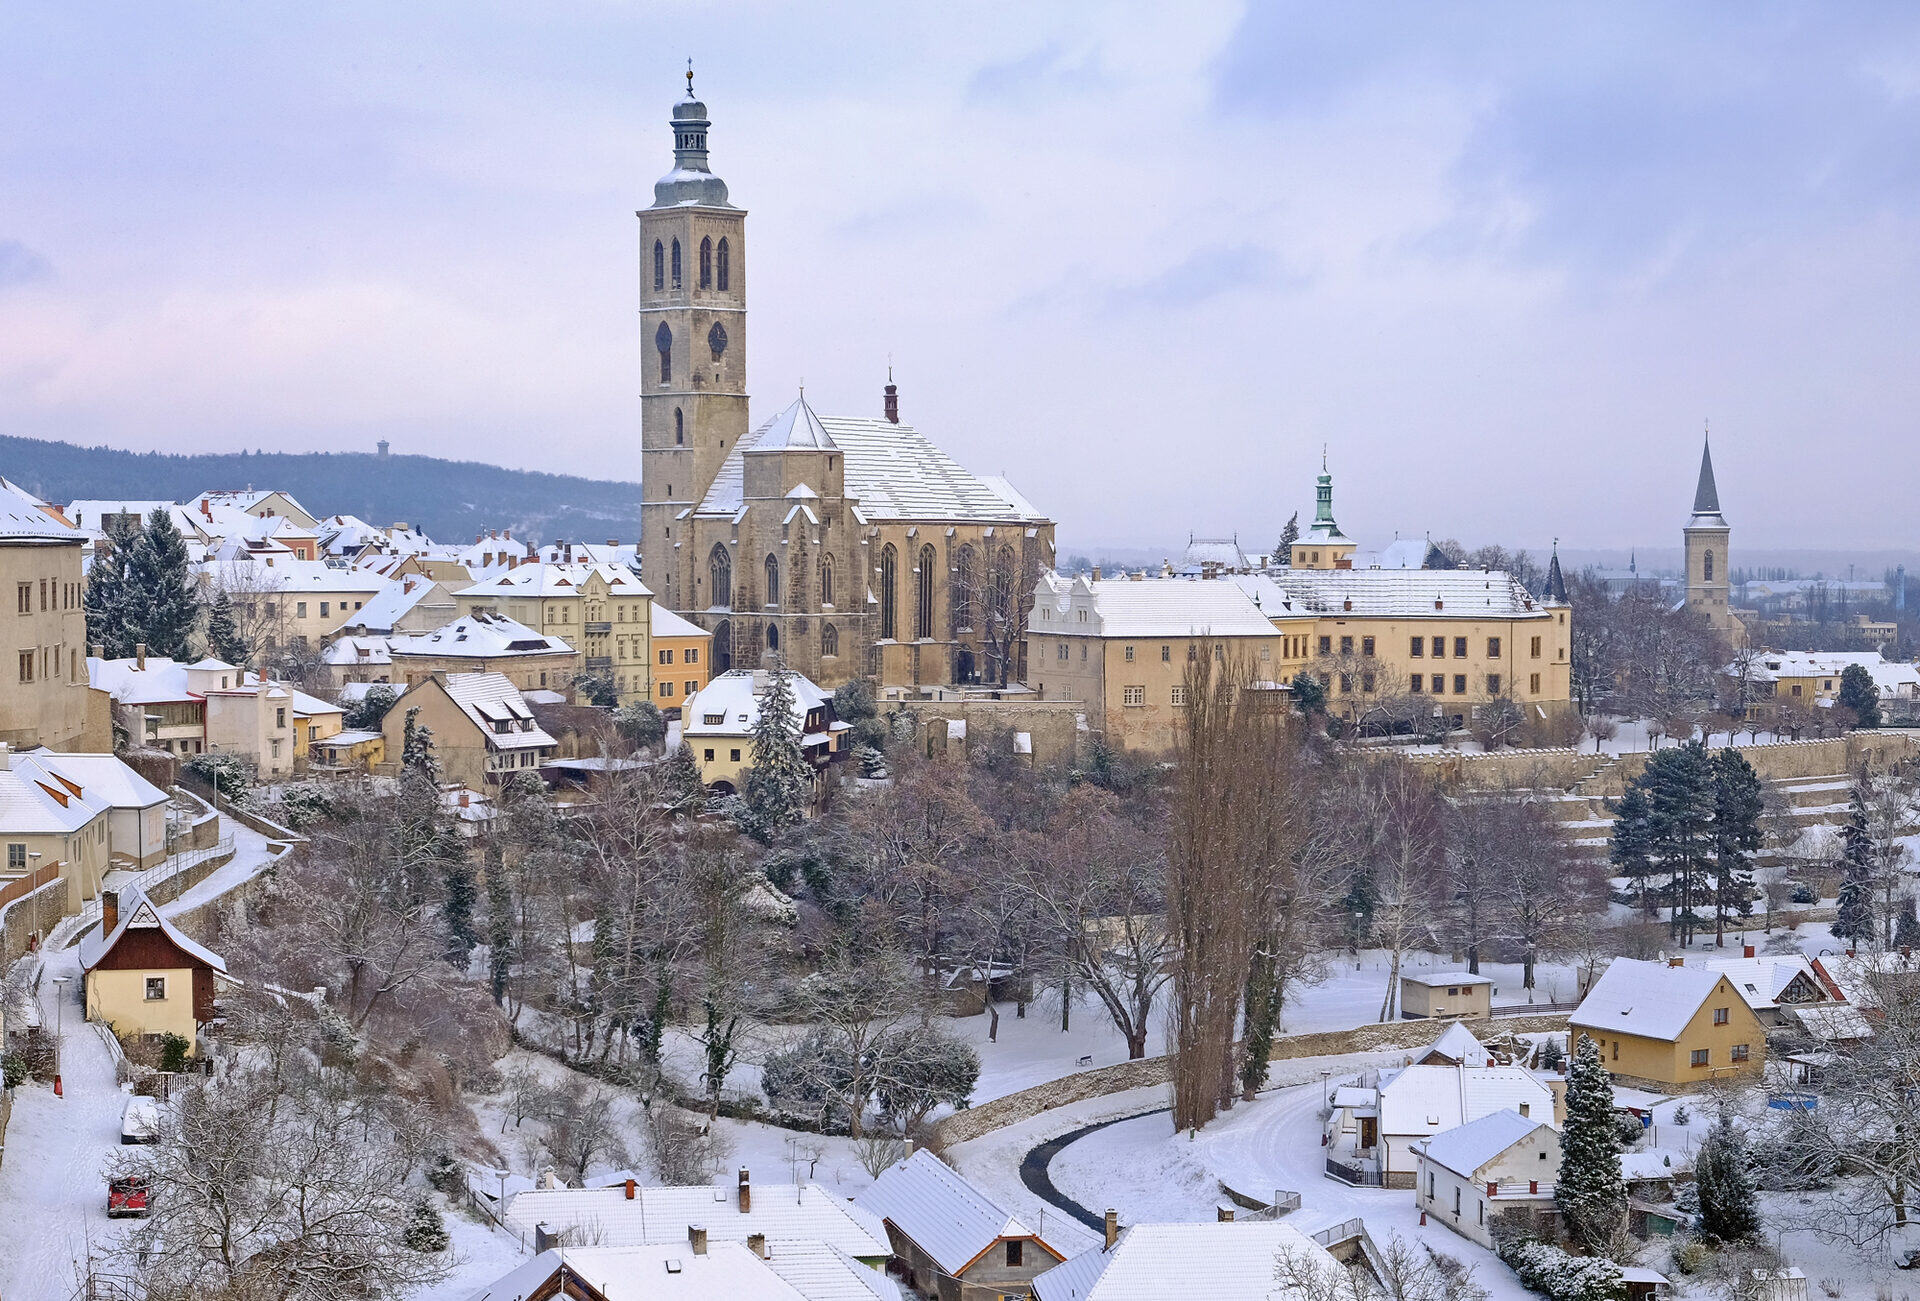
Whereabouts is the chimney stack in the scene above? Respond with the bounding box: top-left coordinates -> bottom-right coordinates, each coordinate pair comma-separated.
625,1178 -> 636,1200
534,1223 -> 555,1253
747,1232 -> 768,1259
1743,945 -> 1755,958
738,1167 -> 752,1213
102,891 -> 119,934
688,1225 -> 708,1256
1104,1209 -> 1119,1249
884,375 -> 900,424
1216,1206 -> 1235,1223
1668,957 -> 1685,968
90,643 -> 103,660
135,643 -> 147,671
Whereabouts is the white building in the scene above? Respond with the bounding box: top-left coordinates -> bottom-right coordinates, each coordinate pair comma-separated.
1332,1064 -> 1559,1188
1414,1108 -> 1561,1250
1033,1221 -> 1348,1301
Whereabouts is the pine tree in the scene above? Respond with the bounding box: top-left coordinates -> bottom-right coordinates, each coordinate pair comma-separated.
1642,741 -> 1718,945
1710,748 -> 1764,945
1834,779 -> 1877,944
1556,1033 -> 1626,1253
1837,663 -> 1883,729
126,506 -> 198,660
1275,512 -> 1299,565
661,742 -> 707,816
204,590 -> 247,666
443,853 -> 479,968
1607,784 -> 1657,917
401,708 -> 441,782
1694,1116 -> 1760,1243
484,841 -> 513,1006
1894,896 -> 1920,950
401,1194 -> 450,1253
740,663 -> 812,840
85,513 -> 141,659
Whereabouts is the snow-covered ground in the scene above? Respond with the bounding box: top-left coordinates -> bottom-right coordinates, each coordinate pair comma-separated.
1385,717 -> 1790,759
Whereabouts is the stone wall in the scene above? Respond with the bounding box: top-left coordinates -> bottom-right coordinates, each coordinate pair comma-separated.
0,876 -> 66,965
886,698 -> 1084,769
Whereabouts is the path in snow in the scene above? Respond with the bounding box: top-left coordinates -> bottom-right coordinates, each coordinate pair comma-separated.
159,816 -> 283,919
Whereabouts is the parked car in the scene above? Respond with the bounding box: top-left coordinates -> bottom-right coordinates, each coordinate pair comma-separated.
120,1095 -> 159,1145
107,1174 -> 152,1218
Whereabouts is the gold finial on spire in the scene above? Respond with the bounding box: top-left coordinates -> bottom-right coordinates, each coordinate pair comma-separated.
686,58 -> 695,96
1322,443 -> 1328,472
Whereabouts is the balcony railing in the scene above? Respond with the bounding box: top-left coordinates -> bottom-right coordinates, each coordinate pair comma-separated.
584,656 -> 613,671
584,622 -> 612,636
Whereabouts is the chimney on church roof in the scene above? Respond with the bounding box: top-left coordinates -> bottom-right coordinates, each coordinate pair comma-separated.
884,370 -> 900,424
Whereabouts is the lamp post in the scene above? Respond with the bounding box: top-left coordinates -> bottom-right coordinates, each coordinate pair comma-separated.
51,974 -> 70,1098
1321,1069 -> 1332,1110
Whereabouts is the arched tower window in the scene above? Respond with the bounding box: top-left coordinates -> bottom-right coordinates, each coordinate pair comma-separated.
708,321 -> 728,360
674,409 -> 684,445
820,555 -> 834,606
652,240 -> 664,291
764,554 -> 780,607
711,619 -> 732,673
671,239 -> 682,289
655,323 -> 672,384
766,624 -> 779,653
821,622 -> 838,657
951,543 -> 976,632
879,544 -> 899,640
708,544 -> 733,609
717,237 -> 731,290
916,544 -> 936,639
1703,550 -> 1715,582
699,237 -> 712,289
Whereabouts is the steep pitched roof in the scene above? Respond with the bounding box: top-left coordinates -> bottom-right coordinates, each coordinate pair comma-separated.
1418,1108 -> 1553,1179
1416,1022 -> 1491,1068
440,673 -> 558,752
1570,958 -> 1734,1042
1,478 -> 84,543
1377,1065 -> 1555,1139
1033,1222 -> 1343,1301
854,1150 -> 1053,1276
387,612 -> 574,659
751,395 -> 838,451
78,885 -> 226,975
1690,436 -> 1727,526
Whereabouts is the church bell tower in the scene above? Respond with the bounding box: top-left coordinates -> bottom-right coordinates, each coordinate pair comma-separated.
1683,432 -> 1738,640
639,68 -> 749,610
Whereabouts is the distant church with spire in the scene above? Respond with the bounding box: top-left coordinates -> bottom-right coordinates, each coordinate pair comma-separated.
636,73 -> 1055,690
1682,432 -> 1747,643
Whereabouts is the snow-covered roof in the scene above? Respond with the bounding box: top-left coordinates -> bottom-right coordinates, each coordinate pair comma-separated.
322,635 -> 394,667
1377,1065 -> 1555,1139
1404,970 -> 1494,988
87,655 -> 198,705
855,1151 -> 1052,1276
199,556 -> 389,594
464,1241 -> 899,1301
78,885 -> 225,975
1691,955 -> 1824,1011
1,478 -> 84,542
1177,537 -> 1250,573
653,603 -> 710,640
440,673 -> 558,752
1742,651 -> 1920,699
696,405 -> 1049,524
505,1181 -> 889,1259
21,750 -> 168,811
1032,1222 -> 1343,1301
387,612 -> 574,659
1266,567 -> 1553,619
64,499 -> 174,533
455,561 -> 650,600
1030,575 -> 1281,640
683,669 -> 841,740
1416,1022 -> 1491,1068
337,574 -> 448,633
1418,1108 -> 1552,1179
0,750 -> 116,835
1351,536 -> 1440,571
1570,959 -> 1737,1042
751,395 -> 839,451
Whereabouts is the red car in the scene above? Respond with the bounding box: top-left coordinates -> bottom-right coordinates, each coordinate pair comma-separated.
107,1174 -> 152,1218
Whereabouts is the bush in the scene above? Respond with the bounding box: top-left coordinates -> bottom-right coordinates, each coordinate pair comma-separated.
157,1032 -> 192,1074
185,752 -> 254,806
401,1194 -> 450,1253
273,782 -> 335,830
1,1051 -> 27,1088
1497,1238 -> 1625,1301
1669,1239 -> 1709,1275
1615,1113 -> 1648,1148
1790,883 -> 1819,904
425,1147 -> 464,1196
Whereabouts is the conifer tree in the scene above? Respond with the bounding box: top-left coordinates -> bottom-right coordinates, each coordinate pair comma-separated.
1607,784 -> 1656,917
1275,512 -> 1299,564
401,1194 -> 450,1253
1834,779 -> 1877,943
1694,1115 -> 1760,1243
1710,748 -> 1764,945
740,663 -> 811,840
661,742 -> 707,816
1836,663 -> 1883,729
401,708 -> 441,782
1894,896 -> 1920,951
484,841 -> 513,1006
85,513 -> 141,659
126,506 -> 198,660
1556,1033 -> 1627,1253
1641,741 -> 1717,945
204,590 -> 247,666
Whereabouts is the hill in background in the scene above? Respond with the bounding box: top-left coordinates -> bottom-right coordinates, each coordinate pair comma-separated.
0,435 -> 640,546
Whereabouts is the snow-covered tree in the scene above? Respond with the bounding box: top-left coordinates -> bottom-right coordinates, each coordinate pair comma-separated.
1555,1034 -> 1625,1253
402,1194 -> 450,1253
1837,663 -> 1883,729
740,663 -> 812,839
204,589 -> 247,666
1710,747 -> 1764,944
1606,784 -> 1656,916
1274,511 -> 1299,565
345,684 -> 398,731
1834,779 -> 1877,944
126,506 -> 198,661
85,513 -> 141,659
614,698 -> 666,750
1694,1115 -> 1760,1243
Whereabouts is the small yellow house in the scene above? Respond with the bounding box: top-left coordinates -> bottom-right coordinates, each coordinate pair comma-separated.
681,668 -> 848,795
1400,971 -> 1494,1020
1569,958 -> 1766,1087
650,603 -> 713,715
78,887 -> 226,1053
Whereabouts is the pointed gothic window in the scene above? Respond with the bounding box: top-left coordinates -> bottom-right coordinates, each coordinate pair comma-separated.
879,544 -> 899,640
674,409 -> 684,444
764,554 -> 780,607
820,554 -> 834,606
671,238 -> 682,288
708,544 -> 732,609
1704,550 -> 1715,582
699,237 -> 713,289
717,237 -> 731,290
821,622 -> 838,657
655,323 -> 672,383
652,240 -> 664,291
708,321 -> 728,361
952,543 -> 976,632
916,544 -> 936,639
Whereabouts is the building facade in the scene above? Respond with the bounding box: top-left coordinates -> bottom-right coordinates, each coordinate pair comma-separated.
634,83 -> 1054,692
2,479 -> 96,750
455,564 -> 652,703
1683,435 -> 1745,643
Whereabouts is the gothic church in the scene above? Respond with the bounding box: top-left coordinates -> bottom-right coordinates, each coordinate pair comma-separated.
636,81 -> 1056,690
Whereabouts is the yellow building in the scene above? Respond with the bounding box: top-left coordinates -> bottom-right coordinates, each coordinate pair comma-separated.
650,603 -> 714,715
681,668 -> 848,795
2,478 -> 96,751
379,672 -> 558,790
456,563 -> 654,704
204,557 -> 389,652
79,887 -> 226,1053
383,611 -> 583,698
1569,958 -> 1766,1088
1399,972 -> 1494,1020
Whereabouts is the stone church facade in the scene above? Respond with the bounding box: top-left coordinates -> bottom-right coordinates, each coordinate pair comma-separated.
636,83 -> 1055,690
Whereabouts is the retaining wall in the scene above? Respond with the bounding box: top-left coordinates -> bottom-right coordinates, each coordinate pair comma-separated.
0,876 -> 67,966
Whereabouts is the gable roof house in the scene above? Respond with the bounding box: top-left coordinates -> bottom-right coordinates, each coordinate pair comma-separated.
1569,958 -> 1767,1087
1414,1109 -> 1563,1250
380,671 -> 557,791
464,1240 -> 903,1301
382,611 -> 583,698
854,1150 -> 1065,1299
79,885 -> 226,1053
1033,1221 -> 1347,1301
681,668 -> 848,797
1,745 -> 171,928
1360,1064 -> 1557,1187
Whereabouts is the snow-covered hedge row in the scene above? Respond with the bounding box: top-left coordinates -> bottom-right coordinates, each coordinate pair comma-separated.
1497,1239 -> 1624,1301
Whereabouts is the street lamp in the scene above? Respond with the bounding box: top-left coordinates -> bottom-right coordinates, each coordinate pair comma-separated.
51,974 -> 70,1098
1321,1069 -> 1332,1110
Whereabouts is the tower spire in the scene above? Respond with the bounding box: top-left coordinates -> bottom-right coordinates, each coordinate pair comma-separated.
1690,427 -> 1725,525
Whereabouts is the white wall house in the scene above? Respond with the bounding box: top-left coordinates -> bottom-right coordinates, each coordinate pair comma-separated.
1414,1109 -> 1562,1251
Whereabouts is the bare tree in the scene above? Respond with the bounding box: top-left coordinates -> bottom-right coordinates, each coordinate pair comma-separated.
1360,759 -> 1447,1021
1489,795 -> 1603,991
539,1076 -> 631,1186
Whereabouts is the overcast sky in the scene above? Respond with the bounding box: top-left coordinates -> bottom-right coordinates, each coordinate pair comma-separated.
4,3 -> 1918,554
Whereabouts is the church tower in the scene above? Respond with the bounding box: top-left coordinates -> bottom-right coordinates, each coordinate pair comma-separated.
639,71 -> 748,610
1683,432 -> 1738,639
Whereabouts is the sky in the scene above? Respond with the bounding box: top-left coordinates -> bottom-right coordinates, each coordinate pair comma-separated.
3,3 -> 1919,555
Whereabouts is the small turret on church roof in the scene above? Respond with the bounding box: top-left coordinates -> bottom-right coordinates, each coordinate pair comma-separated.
1689,432 -> 1727,528
750,394 -> 837,452
1546,541 -> 1570,604
1301,452 -> 1349,543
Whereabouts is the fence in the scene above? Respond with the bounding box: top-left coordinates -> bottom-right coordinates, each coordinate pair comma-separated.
61,836 -> 236,941
1312,1217 -> 1368,1247
1323,1158 -> 1384,1188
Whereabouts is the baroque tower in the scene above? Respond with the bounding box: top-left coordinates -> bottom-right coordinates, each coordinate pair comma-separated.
638,72 -> 748,611
1683,432 -> 1739,639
